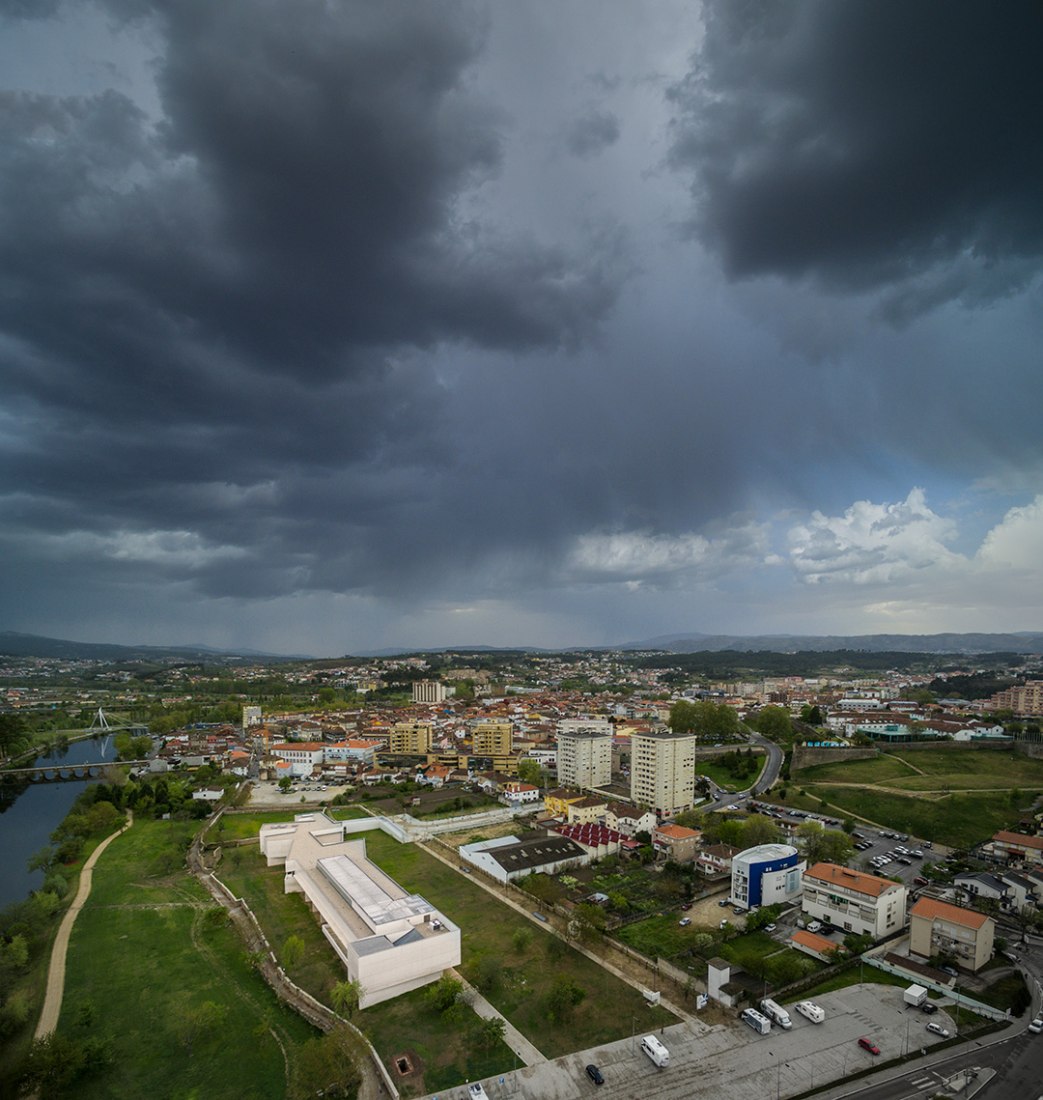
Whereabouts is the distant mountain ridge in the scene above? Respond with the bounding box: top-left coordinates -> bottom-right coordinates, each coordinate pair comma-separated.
0,631 -> 307,662
620,631 -> 1043,655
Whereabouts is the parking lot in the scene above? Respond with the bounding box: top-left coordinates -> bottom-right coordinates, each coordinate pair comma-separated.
442,982 -> 956,1100
247,778 -> 352,805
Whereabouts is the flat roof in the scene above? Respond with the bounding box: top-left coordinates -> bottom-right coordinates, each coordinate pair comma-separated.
318,855 -> 434,927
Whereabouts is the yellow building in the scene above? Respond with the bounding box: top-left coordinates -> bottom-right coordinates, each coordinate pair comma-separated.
544,788 -> 586,817
389,721 -> 433,754
472,720 -> 514,757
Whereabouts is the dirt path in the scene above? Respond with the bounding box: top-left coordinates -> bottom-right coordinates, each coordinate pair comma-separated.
34,811 -> 134,1039
880,752 -> 926,775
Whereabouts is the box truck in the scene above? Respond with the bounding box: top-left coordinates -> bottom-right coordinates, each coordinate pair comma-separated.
760,998 -> 792,1030
640,1035 -> 670,1068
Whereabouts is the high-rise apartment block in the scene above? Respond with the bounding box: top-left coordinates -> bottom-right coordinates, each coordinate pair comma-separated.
412,680 -> 447,704
389,722 -> 433,754
556,720 -> 613,789
471,720 -> 513,757
242,705 -> 263,729
989,680 -> 1043,716
629,729 -> 696,818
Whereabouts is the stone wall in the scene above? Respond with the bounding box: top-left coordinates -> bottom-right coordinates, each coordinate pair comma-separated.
790,745 -> 876,772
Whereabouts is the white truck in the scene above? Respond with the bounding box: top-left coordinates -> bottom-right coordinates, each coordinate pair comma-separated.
795,1000 -> 825,1024
640,1034 -> 670,1067
903,984 -> 928,1008
760,998 -> 792,1030
740,1007 -> 772,1035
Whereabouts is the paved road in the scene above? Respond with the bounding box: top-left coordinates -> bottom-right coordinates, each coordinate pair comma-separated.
34,811 -> 134,1039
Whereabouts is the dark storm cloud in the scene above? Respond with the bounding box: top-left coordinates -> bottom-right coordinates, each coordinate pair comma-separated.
565,108 -> 621,159
668,1 -> 1043,307
0,1 -> 629,608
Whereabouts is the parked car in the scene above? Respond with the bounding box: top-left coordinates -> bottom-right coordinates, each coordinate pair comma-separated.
764,922 -> 777,933
857,1037 -> 881,1055
926,1022 -> 951,1038
585,1064 -> 605,1085
1028,1017 -> 1043,1034
468,1084 -> 489,1100
679,917 -> 692,927
718,899 -> 730,907
806,921 -> 822,933
920,1002 -> 938,1015
940,965 -> 959,977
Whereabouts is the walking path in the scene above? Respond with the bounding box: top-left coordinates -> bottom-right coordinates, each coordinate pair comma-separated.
449,969 -> 546,1066
34,811 -> 134,1039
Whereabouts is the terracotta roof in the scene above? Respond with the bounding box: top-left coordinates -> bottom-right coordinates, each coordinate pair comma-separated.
910,897 -> 991,929
791,929 -> 838,953
992,830 -> 1043,850
804,862 -> 899,898
655,824 -> 702,840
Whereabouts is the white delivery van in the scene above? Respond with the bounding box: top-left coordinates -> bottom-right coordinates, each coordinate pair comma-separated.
795,1000 -> 825,1024
740,1007 -> 772,1035
760,998 -> 792,1030
640,1035 -> 670,1067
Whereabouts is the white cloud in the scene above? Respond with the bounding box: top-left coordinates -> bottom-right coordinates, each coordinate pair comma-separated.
976,495 -> 1043,571
567,522 -> 769,585
787,488 -> 963,585
43,528 -> 248,570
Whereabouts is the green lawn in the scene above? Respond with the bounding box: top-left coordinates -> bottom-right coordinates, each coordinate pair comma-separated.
615,913 -> 710,959
695,755 -> 767,792
57,819 -> 320,1100
797,755 -> 919,783
361,833 -> 676,1055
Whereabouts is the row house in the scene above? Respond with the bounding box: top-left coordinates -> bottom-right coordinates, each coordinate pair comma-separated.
566,796 -> 609,825
983,830 -> 1043,867
603,801 -> 656,838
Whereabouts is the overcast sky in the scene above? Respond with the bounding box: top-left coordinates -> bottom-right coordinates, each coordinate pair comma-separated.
2,0 -> 1042,656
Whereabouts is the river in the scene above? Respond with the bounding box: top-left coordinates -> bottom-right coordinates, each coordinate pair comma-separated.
0,734 -> 120,910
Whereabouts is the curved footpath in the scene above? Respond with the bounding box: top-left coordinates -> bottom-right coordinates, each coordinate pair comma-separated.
34,811 -> 134,1039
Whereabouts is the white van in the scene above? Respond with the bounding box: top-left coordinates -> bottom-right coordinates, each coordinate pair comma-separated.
760,998 -> 792,1030
640,1035 -> 669,1067
795,1000 -> 825,1024
740,1007 -> 771,1035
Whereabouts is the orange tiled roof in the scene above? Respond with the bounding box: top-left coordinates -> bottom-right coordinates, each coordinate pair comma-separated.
804,862 -> 898,898
992,830 -> 1043,850
910,897 -> 991,929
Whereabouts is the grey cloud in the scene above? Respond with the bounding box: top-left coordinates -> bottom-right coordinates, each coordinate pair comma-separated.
668,1 -> 1043,309
565,108 -> 621,159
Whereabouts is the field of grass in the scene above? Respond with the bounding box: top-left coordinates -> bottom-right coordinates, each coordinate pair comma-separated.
58,819 -> 320,1100
615,913 -> 709,959
362,833 -> 676,1055
778,747 -> 1042,847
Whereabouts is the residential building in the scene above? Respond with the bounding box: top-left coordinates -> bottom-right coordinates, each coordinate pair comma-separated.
988,680 -> 1043,716
954,871 -> 1009,904
544,787 -> 586,818
259,813 -> 460,1008
732,844 -> 805,910
566,795 -> 609,824
801,862 -> 907,939
553,823 -> 623,860
499,781 -> 541,807
242,705 -> 263,729
653,823 -> 703,863
697,843 -> 739,877
324,739 -> 382,767
270,742 -> 325,778
604,801 -> 657,838
472,720 -> 514,757
983,830 -> 1043,867
412,680 -> 447,704
389,722 -> 433,755
556,724 -> 613,790
909,897 -> 995,972
629,730 -> 696,818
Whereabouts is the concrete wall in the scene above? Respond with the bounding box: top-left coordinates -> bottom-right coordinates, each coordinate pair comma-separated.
791,745 -> 876,772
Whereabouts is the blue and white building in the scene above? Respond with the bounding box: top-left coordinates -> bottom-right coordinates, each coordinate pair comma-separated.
731,843 -> 805,910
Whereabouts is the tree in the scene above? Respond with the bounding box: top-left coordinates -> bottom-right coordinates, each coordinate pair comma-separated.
740,814 -> 782,848
425,974 -> 462,1013
330,979 -> 363,1018
517,758 -> 543,787
18,1033 -> 113,1093
472,1016 -> 506,1049
570,903 -> 607,944
797,821 -> 854,866
752,706 -> 792,741
546,977 -> 586,1023
800,704 -> 824,726
278,776 -> 293,792
511,927 -> 532,954
474,953 -> 503,994
290,1026 -> 362,1100
282,934 -> 305,969
668,700 -> 700,734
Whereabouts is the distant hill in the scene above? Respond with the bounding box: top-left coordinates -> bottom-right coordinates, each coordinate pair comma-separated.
620,632 -> 1043,655
0,631 -> 307,662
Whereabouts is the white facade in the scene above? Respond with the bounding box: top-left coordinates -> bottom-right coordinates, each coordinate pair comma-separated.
629,730 -> 696,817
242,705 -> 263,728
731,844 -> 804,910
802,862 -> 907,939
556,724 -> 613,789
270,742 -> 325,778
412,680 -> 447,704
259,814 -> 460,1008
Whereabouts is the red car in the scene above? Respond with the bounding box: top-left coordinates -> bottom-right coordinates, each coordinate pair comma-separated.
858,1037 -> 881,1055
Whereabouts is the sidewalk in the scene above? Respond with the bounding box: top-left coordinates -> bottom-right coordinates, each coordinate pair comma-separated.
450,969 -> 546,1066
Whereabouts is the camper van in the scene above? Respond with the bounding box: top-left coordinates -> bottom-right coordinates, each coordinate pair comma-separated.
760,998 -> 792,1030
740,1008 -> 772,1035
640,1035 -> 670,1068
795,1000 -> 826,1024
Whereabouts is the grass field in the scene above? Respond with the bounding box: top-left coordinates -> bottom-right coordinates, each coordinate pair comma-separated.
57,819 -> 320,1100
780,747 -> 1042,847
361,833 -> 676,1055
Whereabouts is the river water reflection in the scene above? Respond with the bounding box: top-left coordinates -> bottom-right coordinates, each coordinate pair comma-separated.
0,735 -> 119,909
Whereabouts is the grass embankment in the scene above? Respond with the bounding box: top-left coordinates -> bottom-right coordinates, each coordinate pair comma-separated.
57,819 -> 318,1100
695,751 -> 767,793
777,749 -> 1043,847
